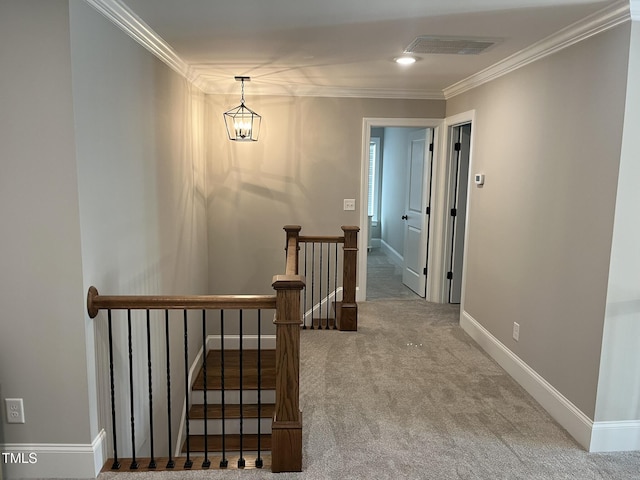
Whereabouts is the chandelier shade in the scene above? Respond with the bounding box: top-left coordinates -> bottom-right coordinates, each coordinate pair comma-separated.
224,76 -> 261,142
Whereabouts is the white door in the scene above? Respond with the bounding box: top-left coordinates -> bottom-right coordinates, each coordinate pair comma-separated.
402,128 -> 432,296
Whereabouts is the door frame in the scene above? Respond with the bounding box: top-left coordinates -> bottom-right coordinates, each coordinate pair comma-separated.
359,117 -> 444,302
442,110 -> 476,307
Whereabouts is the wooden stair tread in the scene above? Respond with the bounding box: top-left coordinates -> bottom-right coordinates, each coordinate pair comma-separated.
189,403 -> 275,420
193,350 -> 275,391
184,434 -> 272,453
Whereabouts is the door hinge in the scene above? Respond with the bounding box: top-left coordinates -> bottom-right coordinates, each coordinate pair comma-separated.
423,267 -> 427,275
429,143 -> 434,152
451,208 -> 457,217
454,142 -> 462,151
426,206 -> 430,215
447,271 -> 453,280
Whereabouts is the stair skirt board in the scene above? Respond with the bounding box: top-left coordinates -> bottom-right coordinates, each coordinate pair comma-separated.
303,286 -> 343,325
175,335 -> 276,459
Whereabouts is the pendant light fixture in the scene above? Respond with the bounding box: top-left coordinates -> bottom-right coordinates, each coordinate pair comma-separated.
223,76 -> 261,142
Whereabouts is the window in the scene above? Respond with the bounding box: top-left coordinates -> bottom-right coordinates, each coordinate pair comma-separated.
368,137 -> 381,223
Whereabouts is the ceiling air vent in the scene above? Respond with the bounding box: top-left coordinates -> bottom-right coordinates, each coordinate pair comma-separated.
404,35 -> 501,55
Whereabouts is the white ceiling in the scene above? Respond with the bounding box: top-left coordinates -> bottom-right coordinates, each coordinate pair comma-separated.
103,0 -> 626,98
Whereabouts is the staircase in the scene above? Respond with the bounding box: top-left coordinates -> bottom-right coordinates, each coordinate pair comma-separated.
184,348 -> 276,467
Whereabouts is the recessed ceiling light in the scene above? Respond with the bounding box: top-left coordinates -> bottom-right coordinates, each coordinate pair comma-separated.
395,56 -> 417,65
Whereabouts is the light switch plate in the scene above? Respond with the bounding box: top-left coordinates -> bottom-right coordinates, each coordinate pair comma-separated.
343,199 -> 356,211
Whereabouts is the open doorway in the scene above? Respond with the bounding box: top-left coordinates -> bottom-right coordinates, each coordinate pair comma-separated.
366,126 -> 434,300
359,118 -> 442,302
446,123 -> 472,304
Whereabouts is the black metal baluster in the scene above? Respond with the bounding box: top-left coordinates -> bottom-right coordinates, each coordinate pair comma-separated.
310,242 -> 315,329
127,310 -> 138,470
146,310 -> 156,469
334,242 -> 339,329
107,310 -> 120,470
319,241 -> 324,329
255,310 -> 263,468
202,309 -> 210,468
326,243 -> 331,329
302,243 -> 308,329
164,310 -> 175,469
238,310 -> 245,468
219,310 -> 228,468
183,310 -> 193,469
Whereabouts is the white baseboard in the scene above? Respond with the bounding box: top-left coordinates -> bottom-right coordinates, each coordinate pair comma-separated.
369,238 -> 381,249
461,310 -> 640,452
1,429 -> 106,479
460,310 -> 594,450
380,240 -> 403,268
590,420 -> 640,452
303,287 -> 342,324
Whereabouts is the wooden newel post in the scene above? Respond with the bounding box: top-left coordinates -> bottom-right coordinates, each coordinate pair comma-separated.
339,226 -> 359,331
283,225 -> 302,275
271,274 -> 305,472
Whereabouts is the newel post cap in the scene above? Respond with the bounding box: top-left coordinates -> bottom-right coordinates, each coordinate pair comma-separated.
272,274 -> 306,290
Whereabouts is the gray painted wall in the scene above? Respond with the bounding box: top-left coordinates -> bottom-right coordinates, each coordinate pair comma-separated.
0,0 -> 90,446
0,1 -> 208,476
446,23 -> 630,419
380,127 -> 415,256
69,0 -> 209,459
205,95 -> 445,297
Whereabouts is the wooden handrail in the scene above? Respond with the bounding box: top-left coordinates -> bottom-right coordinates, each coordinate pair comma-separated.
284,225 -> 301,276
87,286 -> 275,318
298,235 -> 345,243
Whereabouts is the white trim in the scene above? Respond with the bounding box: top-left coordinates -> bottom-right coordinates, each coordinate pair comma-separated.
460,310 -> 593,450
630,0 -> 640,21
590,420 -> 640,452
380,239 -> 403,268
460,312 -> 640,452
83,0 -> 206,92
444,0 -> 630,99
1,429 -> 106,479
303,287 -> 343,325
85,0 -> 631,100
360,118 -> 444,303
460,314 -> 640,453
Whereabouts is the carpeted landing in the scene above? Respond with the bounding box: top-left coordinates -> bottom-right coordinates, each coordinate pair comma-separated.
98,299 -> 640,479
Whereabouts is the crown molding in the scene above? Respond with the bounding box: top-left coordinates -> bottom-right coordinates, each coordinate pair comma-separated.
443,0 -> 631,99
85,0 -> 632,101
83,0 -> 442,99
197,77 -> 445,99
83,0 -> 207,92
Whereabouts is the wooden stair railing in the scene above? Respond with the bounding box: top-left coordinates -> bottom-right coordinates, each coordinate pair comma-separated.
87,278 -> 304,472
284,225 -> 359,331
86,224 -> 356,474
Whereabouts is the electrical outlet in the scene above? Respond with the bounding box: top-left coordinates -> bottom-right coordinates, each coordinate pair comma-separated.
5,398 -> 25,424
343,199 -> 356,211
513,322 -> 520,342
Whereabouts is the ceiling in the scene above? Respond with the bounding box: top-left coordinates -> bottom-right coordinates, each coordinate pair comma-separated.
100,0 -> 627,98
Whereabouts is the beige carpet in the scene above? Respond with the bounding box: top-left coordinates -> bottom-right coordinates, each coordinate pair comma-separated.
97,298 -> 640,480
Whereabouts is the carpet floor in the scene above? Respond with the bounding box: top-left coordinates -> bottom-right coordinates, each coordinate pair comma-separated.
98,298 -> 640,480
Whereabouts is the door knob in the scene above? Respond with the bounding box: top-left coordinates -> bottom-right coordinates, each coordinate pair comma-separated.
402,215 -> 408,220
